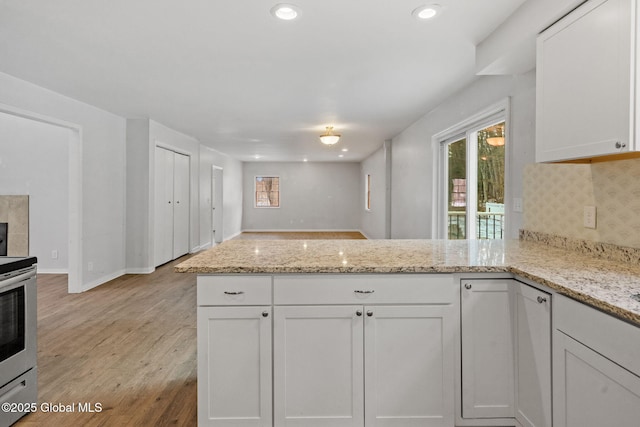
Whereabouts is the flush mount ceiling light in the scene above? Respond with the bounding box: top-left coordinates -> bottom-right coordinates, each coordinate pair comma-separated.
412,4 -> 441,20
270,3 -> 301,20
319,126 -> 341,145
485,124 -> 505,147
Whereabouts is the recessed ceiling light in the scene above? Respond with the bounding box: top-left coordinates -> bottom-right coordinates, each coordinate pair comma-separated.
412,4 -> 441,20
303,158 -> 308,162
341,148 -> 348,152
254,155 -> 261,159
338,154 -> 344,158
270,3 -> 300,20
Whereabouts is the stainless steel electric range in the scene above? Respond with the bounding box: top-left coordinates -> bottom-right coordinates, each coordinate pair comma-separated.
0,257 -> 37,427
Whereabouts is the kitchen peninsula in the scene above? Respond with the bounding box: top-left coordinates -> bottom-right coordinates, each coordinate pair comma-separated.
176,237 -> 640,427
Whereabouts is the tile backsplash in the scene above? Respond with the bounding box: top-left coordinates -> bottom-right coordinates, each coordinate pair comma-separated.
523,158 -> 640,249
0,195 -> 29,256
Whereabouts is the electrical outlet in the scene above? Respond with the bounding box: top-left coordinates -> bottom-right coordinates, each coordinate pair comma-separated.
51,250 -> 58,259
513,198 -> 523,213
584,206 -> 597,229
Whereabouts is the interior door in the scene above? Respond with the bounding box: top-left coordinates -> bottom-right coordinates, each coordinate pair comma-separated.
172,152 -> 190,258
154,146 -> 174,266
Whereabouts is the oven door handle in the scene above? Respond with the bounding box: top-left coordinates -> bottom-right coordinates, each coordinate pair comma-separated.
0,269 -> 35,293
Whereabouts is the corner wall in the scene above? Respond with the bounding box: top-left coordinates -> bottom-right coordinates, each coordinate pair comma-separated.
389,71 -> 536,239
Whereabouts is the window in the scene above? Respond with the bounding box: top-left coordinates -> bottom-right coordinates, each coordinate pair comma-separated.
435,101 -> 508,240
366,174 -> 371,211
255,176 -> 280,208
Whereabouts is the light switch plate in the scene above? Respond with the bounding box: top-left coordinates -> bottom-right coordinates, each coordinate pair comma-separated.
584,206 -> 597,229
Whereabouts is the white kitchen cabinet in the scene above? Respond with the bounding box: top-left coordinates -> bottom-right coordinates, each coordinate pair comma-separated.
197,276 -> 273,427
460,280 -> 516,419
536,0 -> 635,162
273,305 -> 364,427
515,283 -> 551,427
553,295 -> 640,427
364,305 -> 454,427
460,279 -> 551,427
272,274 -> 455,427
154,146 -> 190,266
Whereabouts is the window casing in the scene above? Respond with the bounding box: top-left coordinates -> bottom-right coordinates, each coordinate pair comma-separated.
366,174 -> 371,211
433,100 -> 509,240
255,176 -> 280,208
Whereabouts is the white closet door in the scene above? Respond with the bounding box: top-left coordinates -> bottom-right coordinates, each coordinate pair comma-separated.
154,147 -> 174,266
172,152 -> 190,258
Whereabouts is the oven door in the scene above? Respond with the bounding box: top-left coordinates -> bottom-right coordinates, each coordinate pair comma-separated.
0,268 -> 36,388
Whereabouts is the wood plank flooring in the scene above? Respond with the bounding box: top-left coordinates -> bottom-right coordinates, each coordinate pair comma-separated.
17,232 -> 364,426
16,256 -> 198,427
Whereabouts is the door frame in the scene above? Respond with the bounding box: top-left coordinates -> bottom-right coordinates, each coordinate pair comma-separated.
0,103 -> 83,293
212,165 -> 223,244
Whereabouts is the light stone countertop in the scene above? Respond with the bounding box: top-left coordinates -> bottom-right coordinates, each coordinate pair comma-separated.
175,238 -> 640,326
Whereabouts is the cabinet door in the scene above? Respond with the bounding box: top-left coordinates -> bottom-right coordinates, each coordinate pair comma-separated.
364,305 -> 454,427
461,280 -> 515,418
274,305 -> 364,427
553,331 -> 640,427
536,0 -> 632,162
515,284 -> 551,427
172,152 -> 190,258
197,306 -> 272,427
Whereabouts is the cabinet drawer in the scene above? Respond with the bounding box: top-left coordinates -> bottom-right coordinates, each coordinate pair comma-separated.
273,274 -> 455,305
555,295 -> 640,377
197,275 -> 272,306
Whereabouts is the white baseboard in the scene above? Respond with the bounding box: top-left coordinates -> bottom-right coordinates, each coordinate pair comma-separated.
125,267 -> 155,275
225,231 -> 242,240
79,269 -> 126,293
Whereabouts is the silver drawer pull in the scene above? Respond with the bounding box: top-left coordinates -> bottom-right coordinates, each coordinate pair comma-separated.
224,291 -> 245,295
537,296 -> 547,304
354,290 -> 375,294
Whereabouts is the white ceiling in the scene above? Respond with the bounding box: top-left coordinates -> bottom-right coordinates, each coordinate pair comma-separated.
0,0 -> 527,162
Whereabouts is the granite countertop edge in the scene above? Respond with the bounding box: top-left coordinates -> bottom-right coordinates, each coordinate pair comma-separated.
175,239 -> 640,326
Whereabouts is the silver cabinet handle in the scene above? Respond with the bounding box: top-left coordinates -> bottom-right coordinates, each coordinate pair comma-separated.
262,311 -> 269,318
366,311 -> 373,317
354,290 -> 375,294
464,283 -> 472,290
224,291 -> 244,295
356,310 -> 363,317
537,296 -> 547,304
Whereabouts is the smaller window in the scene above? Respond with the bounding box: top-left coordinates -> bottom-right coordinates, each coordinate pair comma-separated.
255,176 -> 280,208
366,174 -> 371,211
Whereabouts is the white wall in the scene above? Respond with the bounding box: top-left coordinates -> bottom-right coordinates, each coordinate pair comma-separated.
242,162 -> 361,231
199,146 -> 244,247
0,71 -> 126,290
389,71 -> 536,239
360,146 -> 387,239
0,112 -> 69,272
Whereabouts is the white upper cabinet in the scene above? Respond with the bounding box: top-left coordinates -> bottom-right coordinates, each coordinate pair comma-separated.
536,0 -> 635,162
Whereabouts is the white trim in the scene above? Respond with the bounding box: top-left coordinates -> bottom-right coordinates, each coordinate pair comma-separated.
125,267 -> 155,275
0,102 -> 83,294
431,98 -> 511,239
79,269 -> 126,293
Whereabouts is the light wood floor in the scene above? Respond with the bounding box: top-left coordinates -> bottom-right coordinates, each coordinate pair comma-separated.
233,231 -> 367,240
17,232 -> 363,426
16,256 -> 198,426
